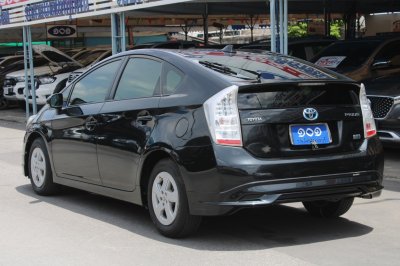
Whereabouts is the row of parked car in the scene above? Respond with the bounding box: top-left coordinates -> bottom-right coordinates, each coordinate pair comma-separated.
0,46 -> 111,108
1,36 -> 400,145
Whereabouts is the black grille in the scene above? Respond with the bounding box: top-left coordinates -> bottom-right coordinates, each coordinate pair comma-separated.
68,72 -> 82,83
3,78 -> 16,86
368,96 -> 394,119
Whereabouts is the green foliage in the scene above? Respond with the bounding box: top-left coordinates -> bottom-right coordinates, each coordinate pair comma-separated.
288,20 -> 343,39
330,20 -> 344,39
288,22 -> 308,38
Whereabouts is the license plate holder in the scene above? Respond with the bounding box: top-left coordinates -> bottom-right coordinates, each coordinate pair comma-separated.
289,123 -> 332,146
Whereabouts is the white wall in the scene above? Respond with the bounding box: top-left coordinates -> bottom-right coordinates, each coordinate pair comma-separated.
365,13 -> 400,36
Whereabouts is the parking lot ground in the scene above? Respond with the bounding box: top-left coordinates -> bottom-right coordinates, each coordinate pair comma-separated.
0,115 -> 399,266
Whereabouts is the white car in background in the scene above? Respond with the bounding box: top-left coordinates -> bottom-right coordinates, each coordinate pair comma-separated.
3,45 -> 82,106
25,49 -> 111,106
64,49 -> 112,89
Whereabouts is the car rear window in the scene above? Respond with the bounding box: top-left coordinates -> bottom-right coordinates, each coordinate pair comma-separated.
184,51 -> 338,81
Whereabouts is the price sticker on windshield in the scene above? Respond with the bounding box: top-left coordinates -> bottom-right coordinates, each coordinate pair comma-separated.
315,56 -> 346,69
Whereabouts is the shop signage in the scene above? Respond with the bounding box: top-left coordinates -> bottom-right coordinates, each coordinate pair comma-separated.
47,25 -> 77,38
0,6 -> 10,25
116,0 -> 143,6
25,0 -> 90,21
0,0 -> 27,6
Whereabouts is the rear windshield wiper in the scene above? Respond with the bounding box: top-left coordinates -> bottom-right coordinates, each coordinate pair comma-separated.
199,61 -> 253,80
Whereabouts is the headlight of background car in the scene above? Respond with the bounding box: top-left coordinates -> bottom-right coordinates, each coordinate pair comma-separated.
38,76 -> 56,84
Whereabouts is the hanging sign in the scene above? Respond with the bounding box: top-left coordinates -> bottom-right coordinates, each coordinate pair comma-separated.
47,25 -> 77,38
25,0 -> 90,21
0,0 -> 27,6
0,6 -> 10,25
116,0 -> 143,6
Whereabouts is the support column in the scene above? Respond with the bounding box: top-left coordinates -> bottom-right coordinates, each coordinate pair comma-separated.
270,0 -> 276,52
27,26 -> 37,115
111,12 -> 126,54
111,13 -> 118,55
283,0 -> 288,55
22,26 -> 37,119
270,0 -> 288,54
120,12 -> 126,52
203,3 -> 209,46
279,0 -> 284,54
22,26 -> 29,120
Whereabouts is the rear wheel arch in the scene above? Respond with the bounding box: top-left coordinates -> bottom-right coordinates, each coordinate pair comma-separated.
139,149 -> 179,207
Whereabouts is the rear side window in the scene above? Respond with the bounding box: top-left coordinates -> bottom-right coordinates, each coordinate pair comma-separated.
114,58 -> 162,100
163,63 -> 184,95
69,60 -> 121,105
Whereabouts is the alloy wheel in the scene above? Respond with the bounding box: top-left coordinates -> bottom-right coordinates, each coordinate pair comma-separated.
151,171 -> 179,225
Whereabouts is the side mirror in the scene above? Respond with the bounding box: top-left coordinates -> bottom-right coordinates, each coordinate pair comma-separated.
47,93 -> 63,109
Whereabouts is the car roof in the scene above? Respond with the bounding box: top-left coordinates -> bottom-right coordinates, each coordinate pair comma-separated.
108,48 -> 348,83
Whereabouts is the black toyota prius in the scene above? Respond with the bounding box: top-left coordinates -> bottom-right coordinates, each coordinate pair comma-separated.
23,48 -> 384,238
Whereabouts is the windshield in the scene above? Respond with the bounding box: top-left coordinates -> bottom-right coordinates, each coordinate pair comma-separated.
74,50 -> 107,66
183,51 -> 337,81
42,51 -> 73,63
312,41 -> 381,70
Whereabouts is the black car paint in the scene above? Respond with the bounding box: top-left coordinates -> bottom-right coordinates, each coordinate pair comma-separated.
23,49 -> 384,216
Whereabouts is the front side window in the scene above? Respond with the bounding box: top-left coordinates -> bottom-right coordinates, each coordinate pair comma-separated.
69,60 -> 121,105
114,58 -> 162,100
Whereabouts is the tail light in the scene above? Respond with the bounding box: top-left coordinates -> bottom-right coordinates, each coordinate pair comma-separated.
360,83 -> 377,138
203,85 -> 242,146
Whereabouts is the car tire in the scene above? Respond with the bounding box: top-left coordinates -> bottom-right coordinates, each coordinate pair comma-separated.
302,197 -> 354,218
28,138 -> 58,195
0,97 -> 9,110
148,158 -> 202,238
53,79 -> 68,94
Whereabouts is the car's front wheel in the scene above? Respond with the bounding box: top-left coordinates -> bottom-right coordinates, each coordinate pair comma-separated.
28,138 -> 58,195
302,197 -> 354,218
148,158 -> 202,238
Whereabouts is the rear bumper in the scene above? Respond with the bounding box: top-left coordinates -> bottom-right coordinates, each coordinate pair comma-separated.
182,137 -> 384,216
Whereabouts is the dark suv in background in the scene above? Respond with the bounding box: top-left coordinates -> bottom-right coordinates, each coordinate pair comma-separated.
312,37 -> 400,146
239,38 -> 335,61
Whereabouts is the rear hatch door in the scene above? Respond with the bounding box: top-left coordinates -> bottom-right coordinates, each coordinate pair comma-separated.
238,81 -> 364,158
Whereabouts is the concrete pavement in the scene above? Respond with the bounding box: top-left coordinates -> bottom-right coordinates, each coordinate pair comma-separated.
0,123 -> 399,266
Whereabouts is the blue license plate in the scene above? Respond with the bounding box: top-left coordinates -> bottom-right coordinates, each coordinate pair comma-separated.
290,123 -> 332,146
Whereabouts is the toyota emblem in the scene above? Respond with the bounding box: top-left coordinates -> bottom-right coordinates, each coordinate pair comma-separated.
303,108 -> 318,121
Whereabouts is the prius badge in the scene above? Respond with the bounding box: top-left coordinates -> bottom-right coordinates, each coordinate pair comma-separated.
303,108 -> 318,121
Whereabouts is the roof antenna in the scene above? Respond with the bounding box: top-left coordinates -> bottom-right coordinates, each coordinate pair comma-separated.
221,45 -> 236,54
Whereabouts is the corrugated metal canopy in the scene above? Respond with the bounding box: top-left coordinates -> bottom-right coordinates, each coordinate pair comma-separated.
140,0 -> 400,16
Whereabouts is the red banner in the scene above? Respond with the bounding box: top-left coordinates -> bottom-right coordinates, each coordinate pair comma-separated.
0,0 -> 27,7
